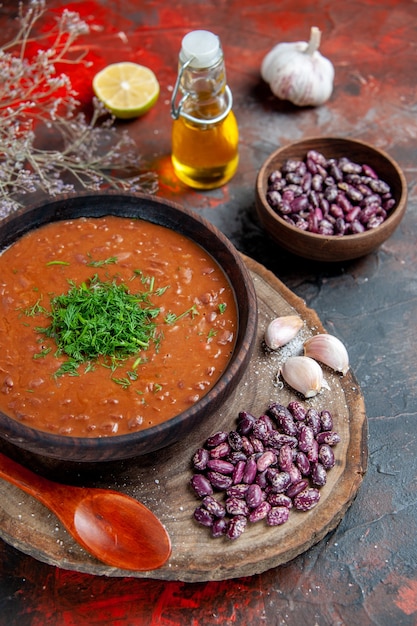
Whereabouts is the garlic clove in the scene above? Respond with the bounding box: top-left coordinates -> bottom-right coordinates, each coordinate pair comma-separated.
280,355 -> 328,398
304,334 -> 349,375
264,315 -> 303,350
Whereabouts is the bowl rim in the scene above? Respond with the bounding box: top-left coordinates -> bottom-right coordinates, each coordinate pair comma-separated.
256,136 -> 408,243
0,190 -> 258,460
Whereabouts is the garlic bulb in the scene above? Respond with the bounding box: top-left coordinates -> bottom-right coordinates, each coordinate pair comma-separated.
280,356 -> 329,398
264,315 -> 303,350
261,26 -> 334,107
304,334 -> 349,375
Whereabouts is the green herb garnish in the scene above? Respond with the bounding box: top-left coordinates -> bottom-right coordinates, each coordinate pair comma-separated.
46,260 -> 70,267
165,305 -> 199,325
207,329 -> 217,341
86,254 -> 118,267
218,303 -> 227,314
36,274 -> 161,377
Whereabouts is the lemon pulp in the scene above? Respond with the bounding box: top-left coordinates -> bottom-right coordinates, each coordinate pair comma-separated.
92,62 -> 160,119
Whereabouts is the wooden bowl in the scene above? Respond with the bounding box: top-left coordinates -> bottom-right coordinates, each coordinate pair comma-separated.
255,137 -> 407,262
0,192 -> 258,463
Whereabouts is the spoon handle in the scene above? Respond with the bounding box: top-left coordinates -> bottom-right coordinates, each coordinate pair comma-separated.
0,452 -> 69,510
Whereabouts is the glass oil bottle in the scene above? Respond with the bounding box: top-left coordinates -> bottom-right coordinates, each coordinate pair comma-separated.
171,30 -> 239,190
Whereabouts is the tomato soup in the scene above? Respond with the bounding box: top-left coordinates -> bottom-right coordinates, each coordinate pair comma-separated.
0,216 -> 238,437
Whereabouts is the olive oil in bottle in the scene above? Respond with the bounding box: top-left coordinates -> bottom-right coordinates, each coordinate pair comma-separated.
171,30 -> 239,190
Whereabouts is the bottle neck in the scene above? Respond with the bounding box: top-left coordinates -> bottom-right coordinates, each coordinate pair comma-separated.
171,57 -> 233,125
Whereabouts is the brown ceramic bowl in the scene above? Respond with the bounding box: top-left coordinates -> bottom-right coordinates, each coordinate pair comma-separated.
0,192 -> 258,463
255,137 -> 407,262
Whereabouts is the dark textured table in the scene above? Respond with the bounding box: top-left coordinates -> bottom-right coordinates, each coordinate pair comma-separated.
1,0 -> 416,624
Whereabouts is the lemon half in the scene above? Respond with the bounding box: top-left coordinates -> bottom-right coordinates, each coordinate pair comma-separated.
93,62 -> 160,119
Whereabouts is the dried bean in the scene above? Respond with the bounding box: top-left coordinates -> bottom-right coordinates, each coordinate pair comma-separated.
228,450 -> 247,464
320,410 -> 333,431
236,411 -> 256,435
191,474 -> 213,498
226,515 -> 247,540
305,408 -> 321,435
190,400 -> 341,540
207,459 -> 235,474
307,438 -> 319,463
266,506 -> 290,526
207,471 -> 233,490
293,488 -> 321,511
269,471 -> 292,493
227,483 -> 249,498
241,436 -> 254,456
278,444 -> 294,472
362,163 -> 378,179
257,413 -> 275,432
194,506 -> 214,527
318,219 -> 334,235
298,424 -> 315,453
311,462 -> 327,487
202,495 -> 226,518
296,450 -> 311,475
255,469 -> 269,489
368,214 -> 385,229
267,492 -> 293,508
212,517 -> 229,537
319,444 -> 335,469
268,170 -> 283,184
232,459 -> 246,484
246,483 -> 264,509
268,431 -> 298,449
249,500 -> 271,523
192,447 -> 209,471
225,497 -> 250,517
252,419 -> 269,441
206,431 -> 228,448
266,151 -> 394,236
287,464 -> 302,485
242,457 -> 258,484
288,400 -> 306,421
349,219 -> 365,234
268,403 -> 298,436
316,431 -> 341,446
286,478 -> 309,499
209,441 -> 230,458
249,436 -> 265,453
257,450 -> 277,472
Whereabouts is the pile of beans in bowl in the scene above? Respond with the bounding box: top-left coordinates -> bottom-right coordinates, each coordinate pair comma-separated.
266,150 -> 395,236
190,401 -> 340,540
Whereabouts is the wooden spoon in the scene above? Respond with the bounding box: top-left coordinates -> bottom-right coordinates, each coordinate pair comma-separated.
0,452 -> 171,571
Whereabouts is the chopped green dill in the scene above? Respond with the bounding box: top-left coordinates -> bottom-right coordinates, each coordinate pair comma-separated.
132,356 -> 143,369
33,274 -> 162,377
33,346 -> 52,359
218,303 -> 227,314
86,253 -> 118,267
155,286 -> 169,296
111,376 -> 132,389
54,360 -> 80,378
21,298 -> 47,317
165,305 -> 199,325
207,329 -> 218,341
46,260 -> 70,266
153,383 -> 162,393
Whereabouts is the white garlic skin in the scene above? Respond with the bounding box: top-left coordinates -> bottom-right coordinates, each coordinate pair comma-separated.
264,315 -> 303,350
304,334 -> 349,375
280,355 -> 328,398
261,26 -> 334,107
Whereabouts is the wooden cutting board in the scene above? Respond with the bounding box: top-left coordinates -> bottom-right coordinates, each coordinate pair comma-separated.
0,255 -> 367,582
